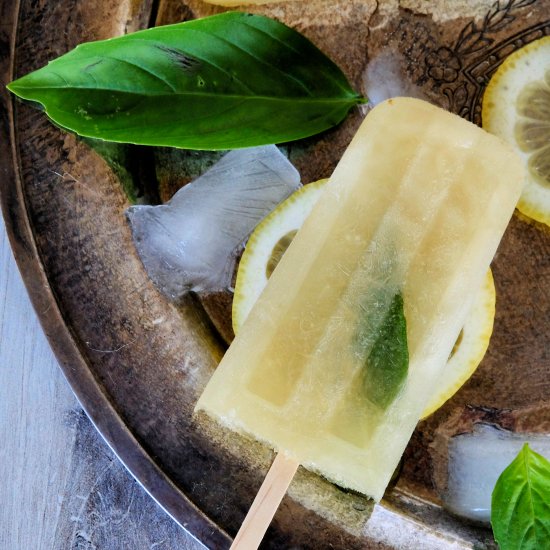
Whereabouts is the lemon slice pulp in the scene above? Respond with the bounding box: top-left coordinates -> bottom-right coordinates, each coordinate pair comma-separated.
233,181 -> 496,418
483,35 -> 550,226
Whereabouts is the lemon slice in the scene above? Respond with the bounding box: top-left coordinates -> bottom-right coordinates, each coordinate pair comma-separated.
420,269 -> 495,419
234,181 -> 496,417
232,179 -> 328,332
482,36 -> 550,226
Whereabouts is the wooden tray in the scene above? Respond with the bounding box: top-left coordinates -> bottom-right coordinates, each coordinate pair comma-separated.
1,1 -> 549,548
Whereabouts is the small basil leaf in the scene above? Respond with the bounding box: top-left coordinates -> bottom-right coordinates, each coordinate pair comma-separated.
7,12 -> 364,150
82,139 -> 141,203
491,443 -> 550,550
362,291 -> 409,409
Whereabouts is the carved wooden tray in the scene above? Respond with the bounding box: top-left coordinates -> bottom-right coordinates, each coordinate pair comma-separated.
1,1 -> 549,548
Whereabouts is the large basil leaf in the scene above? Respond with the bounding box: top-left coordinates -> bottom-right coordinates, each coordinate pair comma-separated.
491,444 -> 550,550
7,12 -> 364,150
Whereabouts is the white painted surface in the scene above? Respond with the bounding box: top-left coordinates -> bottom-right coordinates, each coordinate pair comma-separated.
0,213 -> 205,550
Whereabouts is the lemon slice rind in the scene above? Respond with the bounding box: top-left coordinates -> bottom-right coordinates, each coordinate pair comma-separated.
233,179 -> 328,332
482,36 -> 550,226
420,270 -> 495,419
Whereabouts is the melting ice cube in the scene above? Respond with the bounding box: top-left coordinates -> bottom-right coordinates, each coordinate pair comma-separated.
127,145 -> 301,299
444,424 -> 550,523
363,52 -> 426,107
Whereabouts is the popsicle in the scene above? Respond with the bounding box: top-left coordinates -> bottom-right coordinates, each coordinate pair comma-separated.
195,98 -> 524,506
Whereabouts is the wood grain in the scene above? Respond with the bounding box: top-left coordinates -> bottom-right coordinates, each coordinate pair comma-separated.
230,454 -> 299,550
0,216 -> 205,550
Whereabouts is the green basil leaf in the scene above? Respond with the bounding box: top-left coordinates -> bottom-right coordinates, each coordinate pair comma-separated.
82,139 -> 141,203
362,291 -> 409,409
491,444 -> 550,550
7,12 -> 364,150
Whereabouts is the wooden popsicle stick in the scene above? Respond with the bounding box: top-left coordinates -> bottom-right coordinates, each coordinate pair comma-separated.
230,453 -> 300,550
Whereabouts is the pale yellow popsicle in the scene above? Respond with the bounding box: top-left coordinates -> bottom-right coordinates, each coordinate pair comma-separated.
195,98 -> 524,501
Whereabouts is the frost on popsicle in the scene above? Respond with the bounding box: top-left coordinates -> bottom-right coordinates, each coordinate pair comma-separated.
126,146 -> 301,299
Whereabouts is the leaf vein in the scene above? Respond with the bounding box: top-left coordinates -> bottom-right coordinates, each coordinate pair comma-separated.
183,28 -> 315,97
101,56 -> 177,93
18,86 -> 356,105
239,19 -> 353,96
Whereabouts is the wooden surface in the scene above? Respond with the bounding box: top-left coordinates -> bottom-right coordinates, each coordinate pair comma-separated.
2,1 -> 548,549
0,214 -> 205,550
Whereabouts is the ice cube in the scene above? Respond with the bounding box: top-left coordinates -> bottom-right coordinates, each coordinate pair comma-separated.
127,146 -> 301,298
445,424 -> 550,523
